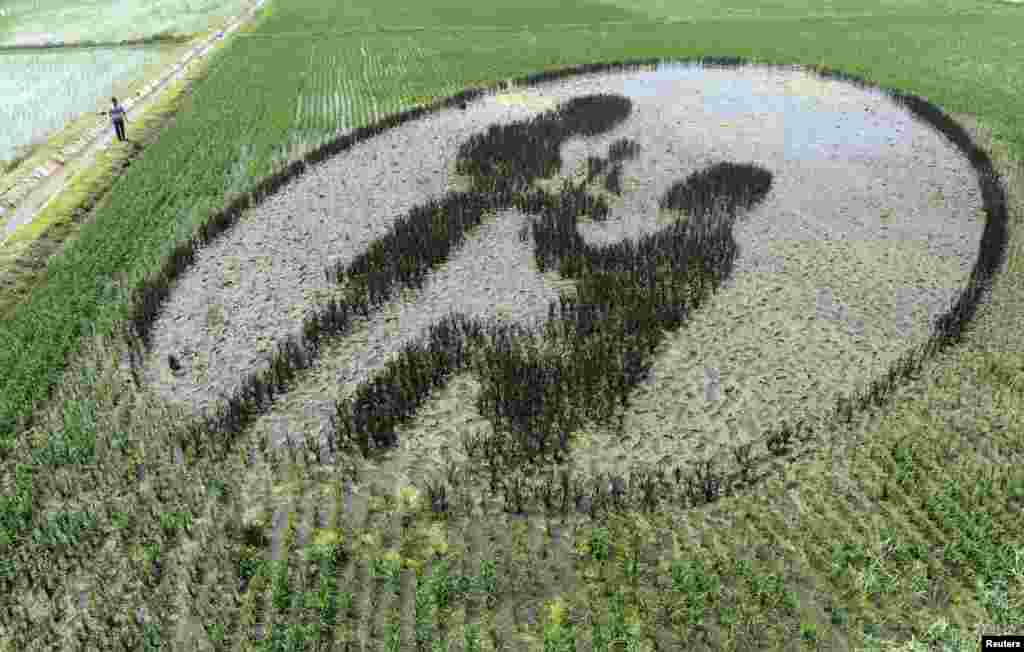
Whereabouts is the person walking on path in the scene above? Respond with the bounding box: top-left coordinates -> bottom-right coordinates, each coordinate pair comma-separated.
104,97 -> 128,142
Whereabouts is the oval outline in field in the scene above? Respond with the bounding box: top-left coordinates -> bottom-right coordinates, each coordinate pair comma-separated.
128,57 -> 1008,478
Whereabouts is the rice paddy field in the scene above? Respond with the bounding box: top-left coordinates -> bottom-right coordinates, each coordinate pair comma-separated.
0,45 -> 174,165
0,0 -> 251,46
1,0 -> 1023,651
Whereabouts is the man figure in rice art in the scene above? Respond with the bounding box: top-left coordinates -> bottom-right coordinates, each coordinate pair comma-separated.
106,97 -> 128,142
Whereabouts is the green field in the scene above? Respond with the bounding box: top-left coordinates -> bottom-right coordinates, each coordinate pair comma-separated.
0,45 -> 173,165
0,0 -> 1023,650
0,0 -> 251,46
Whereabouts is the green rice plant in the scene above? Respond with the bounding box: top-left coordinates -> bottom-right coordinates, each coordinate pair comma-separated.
269,559 -> 294,614
306,541 -> 345,569
859,617 -> 977,652
384,620 -> 402,652
747,571 -> 798,612
862,621 -> 882,642
30,398 -> 98,467
476,558 -> 497,607
158,509 -> 193,538
451,571 -> 475,596
206,478 -> 228,502
143,541 -> 161,565
0,463 -> 35,551
260,622 -> 316,652
543,620 -> 577,652
592,618 -> 611,652
830,541 -> 869,582
801,622 -> 818,644
206,622 -> 227,647
31,509 -> 98,550
0,556 -> 15,581
592,591 -> 643,652
924,477 -> 1012,583
830,606 -> 849,627
621,545 -> 641,586
718,605 -> 738,627
109,509 -> 131,530
141,621 -> 162,652
108,427 -> 130,454
733,557 -> 755,579
303,578 -> 339,632
337,590 -> 353,615
142,541 -> 163,587
2,14 -> 1007,472
856,560 -> 896,600
670,557 -> 721,627
888,440 -> 922,487
912,618 -> 973,652
877,527 -> 928,564
236,545 -> 265,594
590,526 -> 611,562
975,572 -> 1024,627
371,555 -> 403,595
463,622 -> 482,652
414,566 -> 435,650
430,558 -> 454,611
909,570 -> 932,604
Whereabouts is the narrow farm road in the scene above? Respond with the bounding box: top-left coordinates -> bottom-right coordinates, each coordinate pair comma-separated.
0,0 -> 268,244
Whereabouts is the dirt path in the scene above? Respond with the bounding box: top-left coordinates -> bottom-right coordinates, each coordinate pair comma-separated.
0,0 -> 267,244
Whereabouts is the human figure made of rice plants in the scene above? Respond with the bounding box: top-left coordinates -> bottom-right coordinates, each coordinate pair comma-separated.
448,94 -> 773,460
333,93 -> 773,469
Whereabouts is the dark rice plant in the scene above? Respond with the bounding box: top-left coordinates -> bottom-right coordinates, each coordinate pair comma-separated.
422,477 -> 449,515
696,459 -> 722,503
734,442 -> 755,481
607,137 -> 642,163
604,162 -> 624,196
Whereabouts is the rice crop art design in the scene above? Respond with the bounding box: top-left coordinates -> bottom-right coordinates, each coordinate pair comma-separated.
142,63 -> 1007,482
327,93 -> 777,465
